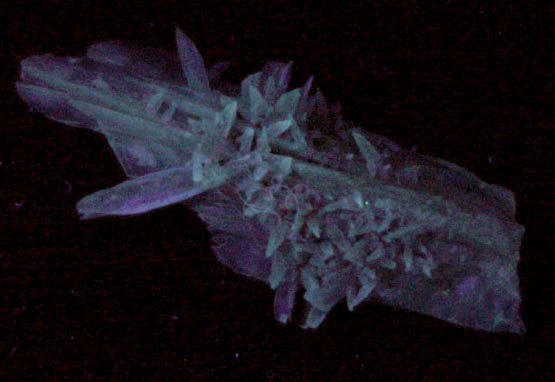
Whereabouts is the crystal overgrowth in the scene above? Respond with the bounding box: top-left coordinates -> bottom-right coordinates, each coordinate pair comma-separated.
16,29 -> 526,333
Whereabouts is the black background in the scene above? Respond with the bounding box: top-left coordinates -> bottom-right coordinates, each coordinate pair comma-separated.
2,0 -> 553,379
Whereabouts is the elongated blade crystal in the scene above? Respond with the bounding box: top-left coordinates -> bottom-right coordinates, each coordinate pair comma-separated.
175,28 -> 210,93
16,29 -> 526,334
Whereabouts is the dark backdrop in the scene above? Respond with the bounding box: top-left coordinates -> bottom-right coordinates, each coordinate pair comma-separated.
2,0 -> 553,379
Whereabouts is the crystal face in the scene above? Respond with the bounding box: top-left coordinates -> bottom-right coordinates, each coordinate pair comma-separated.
16,28 -> 526,333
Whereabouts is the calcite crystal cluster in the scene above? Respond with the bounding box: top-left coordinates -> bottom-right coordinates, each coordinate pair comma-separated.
16,29 -> 525,333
